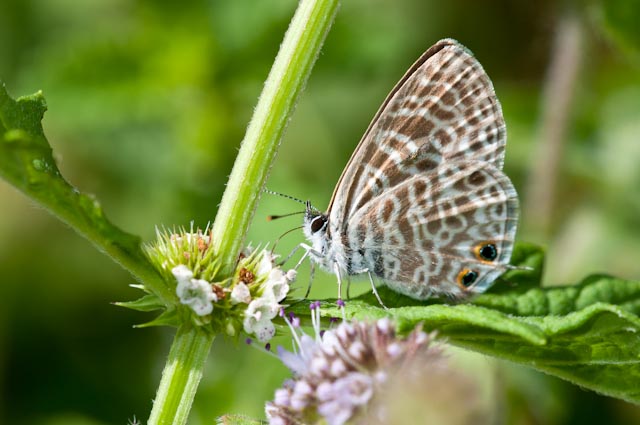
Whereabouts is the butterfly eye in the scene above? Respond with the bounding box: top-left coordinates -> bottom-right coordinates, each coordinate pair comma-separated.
310,216 -> 326,233
474,242 -> 498,262
457,269 -> 478,289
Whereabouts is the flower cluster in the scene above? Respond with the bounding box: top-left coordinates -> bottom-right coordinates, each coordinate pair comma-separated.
265,303 -> 476,425
240,252 -> 297,342
143,224 -> 296,342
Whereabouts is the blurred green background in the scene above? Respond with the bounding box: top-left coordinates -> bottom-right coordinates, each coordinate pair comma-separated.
1,0 -> 640,424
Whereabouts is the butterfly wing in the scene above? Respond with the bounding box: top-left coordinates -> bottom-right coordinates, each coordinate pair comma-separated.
327,39 -> 506,236
344,160 -> 518,299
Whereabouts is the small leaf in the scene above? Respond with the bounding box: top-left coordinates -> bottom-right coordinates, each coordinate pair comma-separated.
115,294 -> 165,312
134,308 -> 180,328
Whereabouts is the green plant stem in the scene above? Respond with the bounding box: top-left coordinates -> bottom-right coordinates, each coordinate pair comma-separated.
148,0 -> 339,423
210,0 -> 340,277
148,325 -> 215,425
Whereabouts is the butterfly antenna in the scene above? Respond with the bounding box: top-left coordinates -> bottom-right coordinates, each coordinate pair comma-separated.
263,188 -> 306,205
267,211 -> 305,221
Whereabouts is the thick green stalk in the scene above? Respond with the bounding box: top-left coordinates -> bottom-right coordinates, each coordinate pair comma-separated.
148,325 -> 215,424
210,0 -> 340,276
148,0 -> 339,423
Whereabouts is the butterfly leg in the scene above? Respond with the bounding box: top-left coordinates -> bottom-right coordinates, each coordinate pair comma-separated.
303,261 -> 316,299
332,261 -> 344,300
350,267 -> 388,309
293,247 -> 310,270
277,243 -> 305,267
283,243 -> 322,299
282,243 -> 321,270
367,271 -> 388,310
346,276 -> 352,300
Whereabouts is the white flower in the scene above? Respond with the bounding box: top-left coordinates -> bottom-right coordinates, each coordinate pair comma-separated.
258,250 -> 275,276
240,249 -> 296,342
172,264 -> 193,283
263,268 -> 292,303
231,282 -> 251,304
286,269 -> 297,281
172,265 -> 217,316
244,297 -> 279,342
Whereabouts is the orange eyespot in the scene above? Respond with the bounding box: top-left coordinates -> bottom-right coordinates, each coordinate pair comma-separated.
457,268 -> 478,289
473,242 -> 498,262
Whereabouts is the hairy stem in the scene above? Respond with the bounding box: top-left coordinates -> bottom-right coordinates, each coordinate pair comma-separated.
148,0 -> 339,423
148,325 -> 216,424
524,13 -> 583,236
210,0 -> 340,277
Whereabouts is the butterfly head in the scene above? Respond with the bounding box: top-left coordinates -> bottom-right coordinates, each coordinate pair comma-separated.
303,201 -> 329,254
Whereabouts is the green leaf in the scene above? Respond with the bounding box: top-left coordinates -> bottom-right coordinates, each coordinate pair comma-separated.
115,294 -> 165,312
472,274 -> 640,316
134,308 -> 180,328
491,241 -> 545,294
0,83 -> 174,303
288,244 -> 640,404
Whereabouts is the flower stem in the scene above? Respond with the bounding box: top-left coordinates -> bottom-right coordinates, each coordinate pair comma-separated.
210,0 -> 340,277
523,13 -> 582,237
148,325 -> 215,424
147,0 -> 339,423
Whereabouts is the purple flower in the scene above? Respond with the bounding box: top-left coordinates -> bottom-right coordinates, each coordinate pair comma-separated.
265,306 -> 450,425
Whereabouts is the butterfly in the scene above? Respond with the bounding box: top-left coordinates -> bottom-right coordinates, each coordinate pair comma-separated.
298,39 -> 518,302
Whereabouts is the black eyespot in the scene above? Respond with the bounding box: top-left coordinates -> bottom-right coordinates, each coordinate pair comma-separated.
457,269 -> 478,288
462,270 -> 478,286
474,242 -> 498,262
310,215 -> 326,233
479,243 -> 498,261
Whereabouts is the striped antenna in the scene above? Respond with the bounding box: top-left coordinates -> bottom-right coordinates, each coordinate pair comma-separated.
262,188 -> 306,205
267,211 -> 305,221
263,188 -> 308,221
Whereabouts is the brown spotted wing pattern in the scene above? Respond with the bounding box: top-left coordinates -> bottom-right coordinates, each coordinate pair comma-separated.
303,39 -> 519,300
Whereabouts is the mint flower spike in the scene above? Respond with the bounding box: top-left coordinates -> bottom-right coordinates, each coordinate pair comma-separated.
266,308 -> 482,425
143,227 -> 297,341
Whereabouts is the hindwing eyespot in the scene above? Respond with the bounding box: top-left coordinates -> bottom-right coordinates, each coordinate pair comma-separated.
474,242 -> 498,262
457,268 -> 478,289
